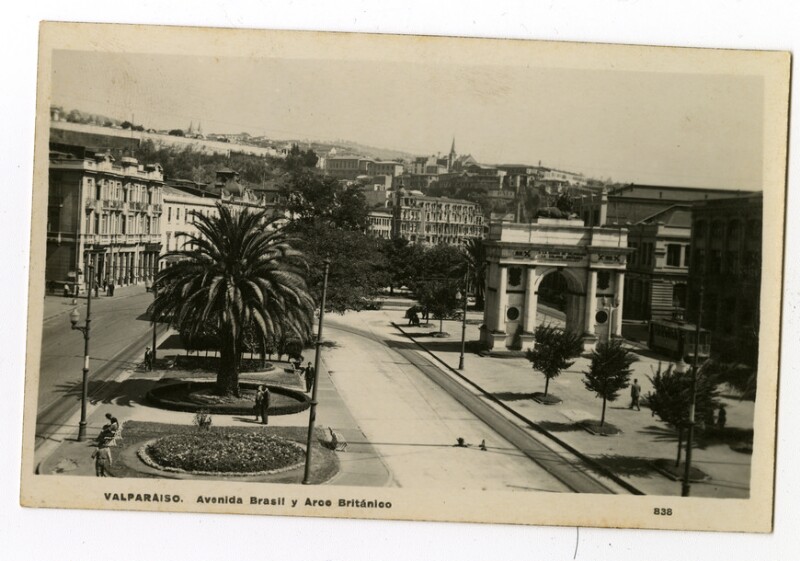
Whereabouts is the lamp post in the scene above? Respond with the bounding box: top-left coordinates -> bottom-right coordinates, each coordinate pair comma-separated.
603,296 -> 620,344
682,282 -> 705,497
303,258 -> 331,485
145,278 -> 158,369
456,262 -> 470,370
69,264 -> 93,442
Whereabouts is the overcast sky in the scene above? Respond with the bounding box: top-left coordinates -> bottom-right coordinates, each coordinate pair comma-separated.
51,50 -> 764,190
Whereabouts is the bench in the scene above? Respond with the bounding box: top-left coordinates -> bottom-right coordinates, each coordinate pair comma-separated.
326,427 -> 348,451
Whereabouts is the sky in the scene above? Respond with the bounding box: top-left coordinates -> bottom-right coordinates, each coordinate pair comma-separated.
51,50 -> 764,190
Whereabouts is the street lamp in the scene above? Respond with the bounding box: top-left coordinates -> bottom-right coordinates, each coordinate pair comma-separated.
456,261 -> 471,370
69,264 -> 93,442
682,283 -> 705,497
145,278 -> 158,369
303,258 -> 331,485
602,296 -> 621,343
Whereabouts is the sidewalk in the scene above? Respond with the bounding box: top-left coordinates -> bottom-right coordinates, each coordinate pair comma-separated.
43,283 -> 149,322
332,305 -> 754,498
37,347 -> 391,486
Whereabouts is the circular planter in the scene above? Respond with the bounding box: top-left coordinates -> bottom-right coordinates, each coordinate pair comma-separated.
146,381 -> 310,416
138,435 -> 305,476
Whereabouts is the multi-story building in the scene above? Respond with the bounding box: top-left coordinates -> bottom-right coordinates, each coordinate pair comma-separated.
688,193 -> 762,354
391,191 -> 483,245
574,183 -> 756,227
623,205 -> 692,321
47,144 -> 164,292
161,186 -> 219,259
367,208 -> 393,239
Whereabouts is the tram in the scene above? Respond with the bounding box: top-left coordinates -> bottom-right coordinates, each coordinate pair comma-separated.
648,317 -> 711,361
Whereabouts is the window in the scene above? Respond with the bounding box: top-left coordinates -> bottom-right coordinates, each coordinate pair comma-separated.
168,207 -> 172,222
177,208 -> 181,221
666,244 -> 681,267
683,245 -> 691,267
672,283 -> 687,309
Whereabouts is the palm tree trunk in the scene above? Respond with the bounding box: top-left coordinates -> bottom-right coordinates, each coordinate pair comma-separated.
600,397 -> 607,426
675,426 -> 684,467
439,317 -> 444,333
217,336 -> 240,397
544,376 -> 550,397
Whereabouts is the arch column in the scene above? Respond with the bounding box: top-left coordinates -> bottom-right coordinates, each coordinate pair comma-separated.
584,269 -> 598,339
614,271 -> 625,336
494,265 -> 508,332
521,267 -> 538,347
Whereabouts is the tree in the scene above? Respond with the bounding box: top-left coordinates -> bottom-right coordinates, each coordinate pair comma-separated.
295,222 -> 389,314
583,340 -> 637,426
647,362 -> 720,466
280,170 -> 369,231
381,237 -> 421,295
416,280 -> 460,334
150,204 -> 315,396
526,325 -> 584,398
461,237 -> 487,309
168,129 -> 185,136
284,144 -> 319,171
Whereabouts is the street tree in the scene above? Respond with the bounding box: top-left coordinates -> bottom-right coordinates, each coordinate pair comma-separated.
647,362 -> 720,466
280,170 -> 369,231
583,340 -> 637,426
415,280 -> 460,334
525,325 -> 584,399
150,204 -> 315,396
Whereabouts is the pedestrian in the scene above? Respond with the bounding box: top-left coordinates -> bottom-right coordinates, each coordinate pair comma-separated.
304,362 -> 315,393
91,441 -> 113,477
254,385 -> 265,421
717,405 -> 727,430
260,386 -> 270,425
93,279 -> 99,298
63,283 -> 71,298
144,346 -> 152,370
109,281 -> 115,297
97,412 -> 119,443
629,378 -> 642,411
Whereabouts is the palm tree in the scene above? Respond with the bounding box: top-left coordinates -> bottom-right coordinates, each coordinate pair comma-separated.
461,238 -> 486,310
150,204 -> 315,396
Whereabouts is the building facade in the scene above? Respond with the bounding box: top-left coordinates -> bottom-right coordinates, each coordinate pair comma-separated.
47,145 -> 164,292
623,205 -> 692,321
688,193 -> 762,355
391,191 -> 484,245
367,208 -> 393,239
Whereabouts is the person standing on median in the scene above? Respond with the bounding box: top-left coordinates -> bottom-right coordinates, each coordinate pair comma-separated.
91,441 -> 113,477
629,378 -> 642,411
304,362 -> 315,393
260,387 -> 271,425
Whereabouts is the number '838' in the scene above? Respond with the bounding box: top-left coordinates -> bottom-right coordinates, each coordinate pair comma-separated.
654,508 -> 672,516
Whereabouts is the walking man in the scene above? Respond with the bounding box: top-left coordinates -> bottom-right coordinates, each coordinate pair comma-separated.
304,362 -> 315,393
91,441 -> 113,477
254,385 -> 265,421
629,378 -> 642,411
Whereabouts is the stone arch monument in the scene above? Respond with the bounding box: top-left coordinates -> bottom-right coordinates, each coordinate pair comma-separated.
481,218 -> 630,351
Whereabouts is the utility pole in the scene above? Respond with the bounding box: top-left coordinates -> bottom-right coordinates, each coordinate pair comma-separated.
682,281 -> 704,497
303,259 -> 331,484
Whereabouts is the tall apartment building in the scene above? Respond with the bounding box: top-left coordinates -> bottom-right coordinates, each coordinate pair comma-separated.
391,191 -> 483,245
47,144 -> 164,292
688,193 -> 762,354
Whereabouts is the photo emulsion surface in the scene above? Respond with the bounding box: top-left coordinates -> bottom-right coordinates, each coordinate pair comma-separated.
22,23 -> 789,532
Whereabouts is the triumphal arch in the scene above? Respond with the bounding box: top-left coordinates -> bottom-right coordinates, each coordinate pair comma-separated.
481,218 -> 630,351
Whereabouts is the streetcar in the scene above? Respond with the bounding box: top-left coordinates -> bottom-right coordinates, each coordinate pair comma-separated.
647,317 -> 711,361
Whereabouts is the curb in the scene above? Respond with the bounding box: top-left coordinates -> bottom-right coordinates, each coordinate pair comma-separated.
391,321 -> 645,496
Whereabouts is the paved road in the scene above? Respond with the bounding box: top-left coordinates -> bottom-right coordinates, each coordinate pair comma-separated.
34,290 -> 160,447
323,317 -> 610,493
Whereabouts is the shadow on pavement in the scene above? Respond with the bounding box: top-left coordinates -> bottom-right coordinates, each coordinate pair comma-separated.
591,454 -> 659,478
51,378 -> 154,408
535,420 -> 583,433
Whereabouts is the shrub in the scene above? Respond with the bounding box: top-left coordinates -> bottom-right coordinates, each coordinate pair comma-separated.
193,409 -> 212,431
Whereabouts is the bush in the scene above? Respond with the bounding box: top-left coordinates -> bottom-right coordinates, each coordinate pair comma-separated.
145,431 -> 305,474
193,409 -> 212,431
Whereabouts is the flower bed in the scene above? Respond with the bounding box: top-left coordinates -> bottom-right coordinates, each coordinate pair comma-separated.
532,392 -> 562,405
140,431 -> 305,475
147,382 -> 310,415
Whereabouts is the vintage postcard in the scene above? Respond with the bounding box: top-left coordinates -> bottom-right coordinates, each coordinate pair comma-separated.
21,22 -> 789,532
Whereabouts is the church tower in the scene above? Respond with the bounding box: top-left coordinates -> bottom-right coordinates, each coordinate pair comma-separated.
448,137 -> 457,171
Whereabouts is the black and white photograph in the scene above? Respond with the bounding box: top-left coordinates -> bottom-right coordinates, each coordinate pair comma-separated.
20,20 -> 788,536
